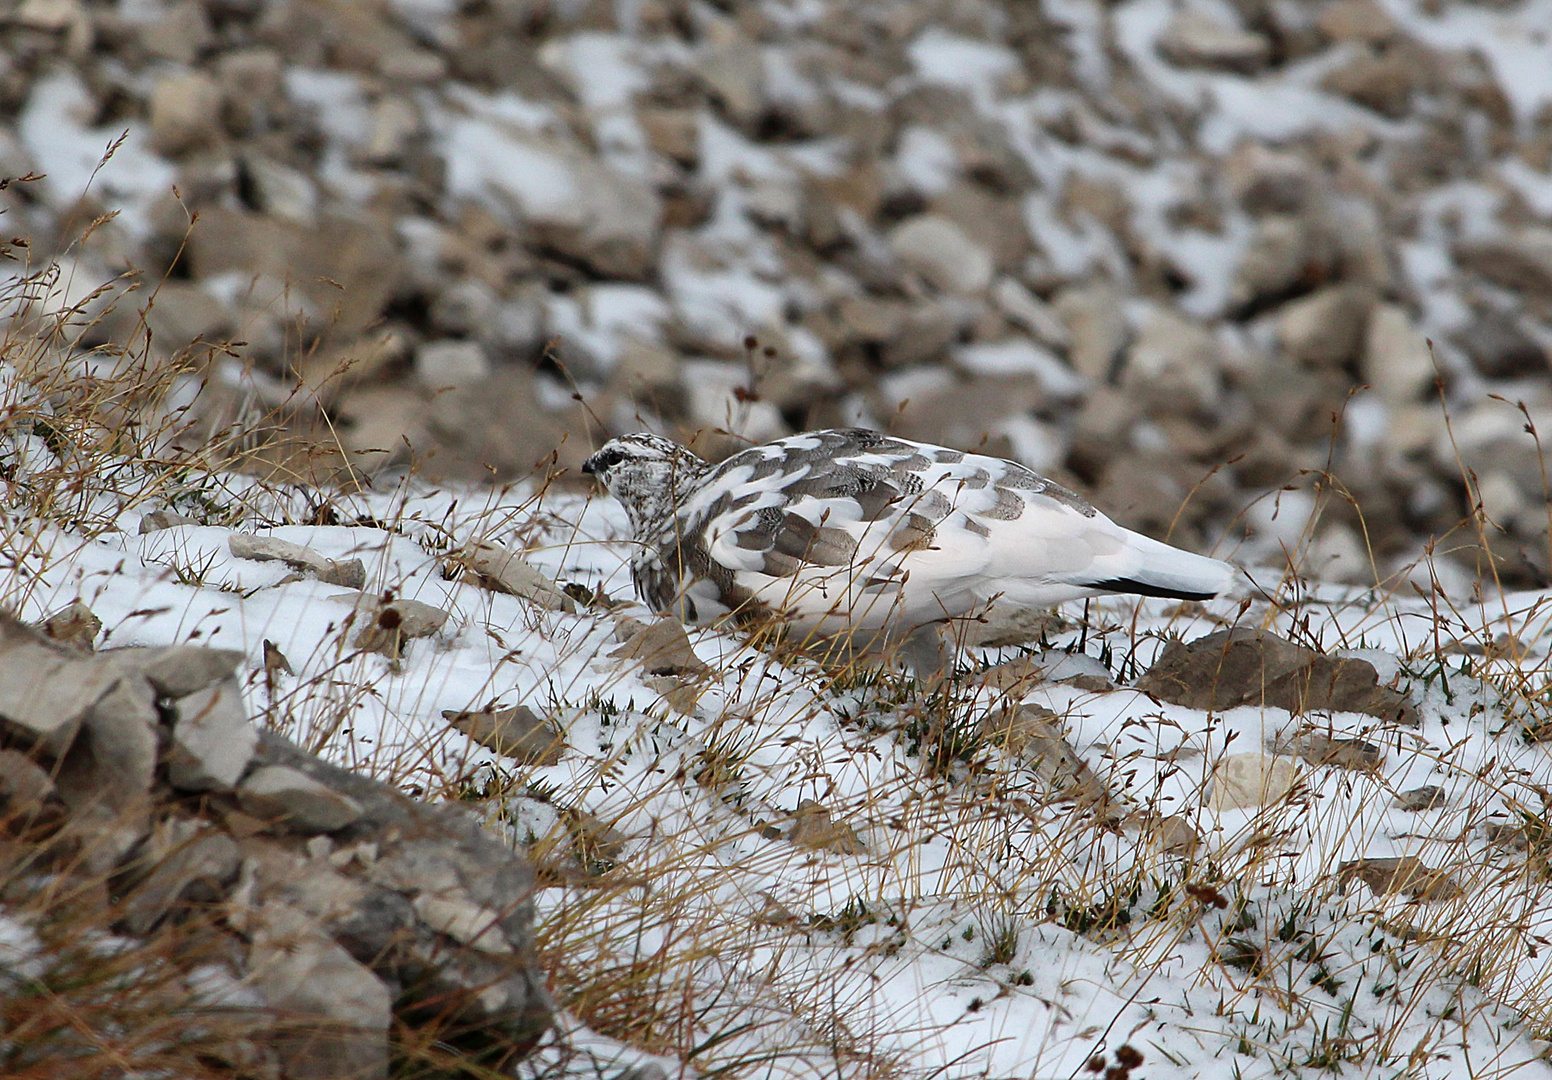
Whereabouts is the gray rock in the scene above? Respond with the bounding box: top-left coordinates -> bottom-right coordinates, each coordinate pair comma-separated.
1457,229 -> 1552,300
239,765 -> 365,834
1054,282 -> 1127,382
138,510 -> 203,533
460,544 -> 576,611
239,153 -> 319,226
330,592 -> 450,660
1277,284 -> 1376,367
1209,753 -> 1298,809
127,644 -> 246,698
1158,8 -> 1271,73
229,534 -> 367,589
1362,303 -> 1436,404
1232,216 -> 1319,311
415,339 -> 491,390
149,71 -> 224,155
120,829 -> 242,936
444,705 -> 564,766
167,676 -> 257,792
0,749 -> 63,831
0,616 -> 122,755
41,601 -> 100,651
1395,785 -> 1446,812
246,901 -> 393,1080
888,214 -> 995,295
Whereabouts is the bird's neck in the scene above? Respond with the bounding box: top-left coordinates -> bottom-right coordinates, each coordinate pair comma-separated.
622,459 -> 710,541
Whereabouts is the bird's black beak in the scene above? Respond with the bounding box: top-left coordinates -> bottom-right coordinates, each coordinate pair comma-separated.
581,456 -> 597,476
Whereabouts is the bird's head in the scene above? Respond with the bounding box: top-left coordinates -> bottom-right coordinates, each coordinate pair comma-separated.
582,433 -> 709,531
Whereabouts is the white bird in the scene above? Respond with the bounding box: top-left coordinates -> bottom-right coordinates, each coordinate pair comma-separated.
583,428 -> 1235,671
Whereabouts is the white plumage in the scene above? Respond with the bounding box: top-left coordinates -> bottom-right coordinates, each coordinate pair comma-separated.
583,428 -> 1234,665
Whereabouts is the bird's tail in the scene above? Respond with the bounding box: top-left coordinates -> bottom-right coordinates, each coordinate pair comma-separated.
1088,533 -> 1236,601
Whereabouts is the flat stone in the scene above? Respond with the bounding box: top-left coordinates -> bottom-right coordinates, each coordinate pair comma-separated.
0,617 -> 123,755
1209,753 -> 1299,810
1158,8 -> 1270,73
238,766 -> 364,834
149,70 -> 224,155
130,645 -> 246,698
41,602 -> 100,651
1277,284 -> 1377,367
1277,732 -> 1385,771
139,510 -> 202,533
981,705 -> 1110,805
458,545 -> 575,611
444,705 -> 564,766
1139,627 -> 1418,724
786,800 -> 865,855
888,214 -> 994,295
167,677 -> 257,792
329,593 -> 450,660
415,339 -> 490,390
1337,857 -> 1462,902
1395,785 -> 1445,812
1363,303 -> 1436,404
1054,282 -> 1127,382
1456,229 -> 1552,300
0,749 -> 64,833
411,893 -> 512,955
609,617 -> 709,676
246,901 -> 392,1080
230,534 -> 366,589
120,829 -> 242,936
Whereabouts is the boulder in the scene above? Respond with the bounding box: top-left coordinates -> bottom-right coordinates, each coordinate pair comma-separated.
1139,627 -> 1417,724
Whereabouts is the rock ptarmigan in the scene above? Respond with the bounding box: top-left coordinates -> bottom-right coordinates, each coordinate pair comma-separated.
583,428 -> 1235,671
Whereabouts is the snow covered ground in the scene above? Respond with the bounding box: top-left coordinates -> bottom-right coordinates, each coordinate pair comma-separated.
6,375 -> 1552,1078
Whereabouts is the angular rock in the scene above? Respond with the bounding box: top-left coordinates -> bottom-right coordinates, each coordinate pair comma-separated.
0,749 -> 64,834
1337,856 -> 1462,902
1276,732 -> 1384,771
992,277 -> 1070,349
1054,282 -> 1127,383
981,705 -> 1110,805
1395,785 -> 1445,812
167,677 -> 257,792
239,765 -> 365,834
41,601 -> 99,651
414,339 -> 490,390
888,214 -> 994,295
0,615 -> 123,755
149,71 -> 224,155
1320,43 -> 1433,119
457,545 -> 575,612
132,645 -> 246,698
120,829 -> 242,936
246,901 -> 393,1080
444,705 -> 564,766
230,534 -> 367,589
330,593 -> 450,660
1277,285 -> 1376,367
1456,230 -> 1552,300
609,617 -> 710,677
1209,753 -> 1298,810
139,510 -> 203,533
1123,309 -> 1224,414
786,799 -> 865,855
1139,628 -> 1418,724
1363,303 -> 1436,404
1158,8 -> 1271,73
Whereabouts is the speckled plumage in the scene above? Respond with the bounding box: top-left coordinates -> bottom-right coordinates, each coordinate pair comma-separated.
583,428 -> 1235,653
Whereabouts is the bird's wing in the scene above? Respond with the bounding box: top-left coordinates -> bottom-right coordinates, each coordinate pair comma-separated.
684,430 -> 1230,624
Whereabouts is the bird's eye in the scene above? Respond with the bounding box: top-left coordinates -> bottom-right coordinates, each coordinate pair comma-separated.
598,449 -> 625,470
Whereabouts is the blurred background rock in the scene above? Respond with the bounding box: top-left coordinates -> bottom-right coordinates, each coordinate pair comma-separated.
3,0 -> 1551,590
